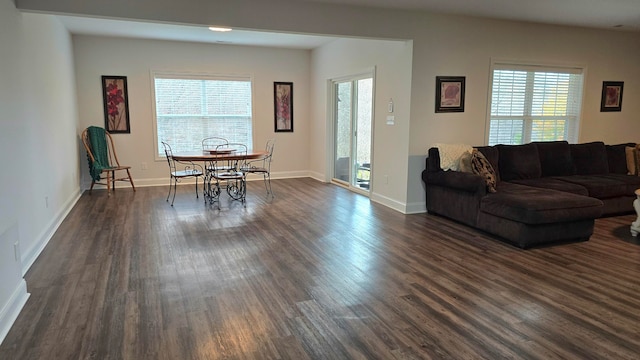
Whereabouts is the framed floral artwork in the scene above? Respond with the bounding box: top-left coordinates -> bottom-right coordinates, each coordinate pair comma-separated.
435,76 -> 465,113
600,81 -> 624,112
102,75 -> 131,133
274,81 -> 293,132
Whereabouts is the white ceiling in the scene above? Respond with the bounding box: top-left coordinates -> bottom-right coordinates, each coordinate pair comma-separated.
58,0 -> 640,50
57,16 -> 338,50
293,0 -> 640,31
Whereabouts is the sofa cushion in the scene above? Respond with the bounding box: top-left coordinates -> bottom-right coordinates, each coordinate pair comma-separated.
594,174 -> 640,194
533,141 -> 576,177
470,149 -> 497,193
606,143 -> 632,174
497,143 -> 541,181
509,178 -> 588,196
480,182 -> 603,225
554,175 -> 628,199
571,142 -> 609,175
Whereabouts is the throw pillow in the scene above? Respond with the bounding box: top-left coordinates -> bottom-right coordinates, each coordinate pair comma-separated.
471,149 -> 497,193
636,144 -> 640,176
626,146 -> 636,175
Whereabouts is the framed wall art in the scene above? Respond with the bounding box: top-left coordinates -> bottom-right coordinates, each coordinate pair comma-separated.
274,81 -> 293,132
102,75 -> 131,133
435,76 -> 465,113
600,81 -> 624,112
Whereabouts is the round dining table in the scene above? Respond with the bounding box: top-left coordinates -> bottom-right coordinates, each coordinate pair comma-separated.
171,149 -> 268,208
171,149 -> 267,162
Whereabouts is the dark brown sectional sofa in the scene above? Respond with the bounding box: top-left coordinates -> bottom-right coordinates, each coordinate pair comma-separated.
422,141 -> 640,248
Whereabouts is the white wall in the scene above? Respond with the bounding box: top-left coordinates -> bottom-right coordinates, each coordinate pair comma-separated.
17,0 -> 640,214
405,17 -> 640,208
73,36 -> 312,187
310,38 -> 413,212
0,1 -> 80,344
0,0 -> 29,345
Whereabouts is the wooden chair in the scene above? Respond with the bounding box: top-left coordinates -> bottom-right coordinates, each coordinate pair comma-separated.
242,139 -> 275,197
82,126 -> 135,195
161,141 -> 204,206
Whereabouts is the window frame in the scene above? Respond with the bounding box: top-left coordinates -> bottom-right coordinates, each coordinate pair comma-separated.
150,70 -> 255,160
485,60 -> 586,146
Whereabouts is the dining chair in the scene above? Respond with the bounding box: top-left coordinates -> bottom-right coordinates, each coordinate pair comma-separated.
202,136 -> 232,172
242,139 -> 275,198
82,126 -> 136,195
161,141 -> 204,206
211,143 -> 248,209
202,137 -> 228,151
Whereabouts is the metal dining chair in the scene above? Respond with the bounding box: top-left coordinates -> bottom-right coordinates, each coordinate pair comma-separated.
210,143 -> 248,209
242,139 -> 275,198
202,137 -> 232,172
202,137 -> 228,152
162,141 -> 204,206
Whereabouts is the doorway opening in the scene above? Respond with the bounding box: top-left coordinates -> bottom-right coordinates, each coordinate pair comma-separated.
332,73 -> 374,194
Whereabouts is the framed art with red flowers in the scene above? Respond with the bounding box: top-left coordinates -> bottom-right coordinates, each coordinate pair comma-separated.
101,75 -> 131,133
274,82 -> 293,132
435,76 -> 465,113
600,81 -> 624,112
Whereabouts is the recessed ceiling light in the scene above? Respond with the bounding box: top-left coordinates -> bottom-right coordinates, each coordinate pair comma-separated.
613,24 -> 624,28
209,26 -> 232,32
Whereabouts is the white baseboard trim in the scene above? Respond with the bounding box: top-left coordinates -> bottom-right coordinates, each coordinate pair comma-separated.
307,171 -> 327,183
370,192 -> 407,213
269,170 -> 310,180
405,201 -> 427,214
0,279 -> 29,346
21,188 -> 82,275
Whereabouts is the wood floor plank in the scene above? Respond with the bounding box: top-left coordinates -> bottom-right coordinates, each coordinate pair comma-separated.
2,178 -> 640,359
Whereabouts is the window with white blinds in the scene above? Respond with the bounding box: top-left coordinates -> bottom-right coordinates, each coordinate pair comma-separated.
153,73 -> 253,155
488,63 -> 584,145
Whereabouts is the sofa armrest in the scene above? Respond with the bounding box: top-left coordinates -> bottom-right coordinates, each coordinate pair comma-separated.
423,169 -> 487,195
426,147 -> 441,172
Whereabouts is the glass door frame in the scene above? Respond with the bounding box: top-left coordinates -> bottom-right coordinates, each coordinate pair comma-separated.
329,69 -> 375,196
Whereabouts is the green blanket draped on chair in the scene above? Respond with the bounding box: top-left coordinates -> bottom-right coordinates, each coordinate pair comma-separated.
86,126 -> 111,181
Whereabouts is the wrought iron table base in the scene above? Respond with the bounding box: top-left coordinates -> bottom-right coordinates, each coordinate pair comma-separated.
203,172 -> 246,209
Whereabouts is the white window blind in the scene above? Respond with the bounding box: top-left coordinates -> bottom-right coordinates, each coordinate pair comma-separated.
488,63 -> 583,145
153,73 -> 253,155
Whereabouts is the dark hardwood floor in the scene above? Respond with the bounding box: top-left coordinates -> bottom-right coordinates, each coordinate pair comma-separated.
1,178 -> 640,359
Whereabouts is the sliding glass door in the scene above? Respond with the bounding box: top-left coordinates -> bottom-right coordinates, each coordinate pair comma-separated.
333,74 -> 373,193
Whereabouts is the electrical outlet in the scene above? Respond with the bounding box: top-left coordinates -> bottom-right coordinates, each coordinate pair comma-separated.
45,196 -> 49,208
384,175 -> 389,184
141,162 -> 148,170
14,242 -> 20,261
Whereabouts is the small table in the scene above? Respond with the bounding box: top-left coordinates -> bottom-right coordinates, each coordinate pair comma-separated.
172,150 -> 267,207
631,189 -> 640,236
